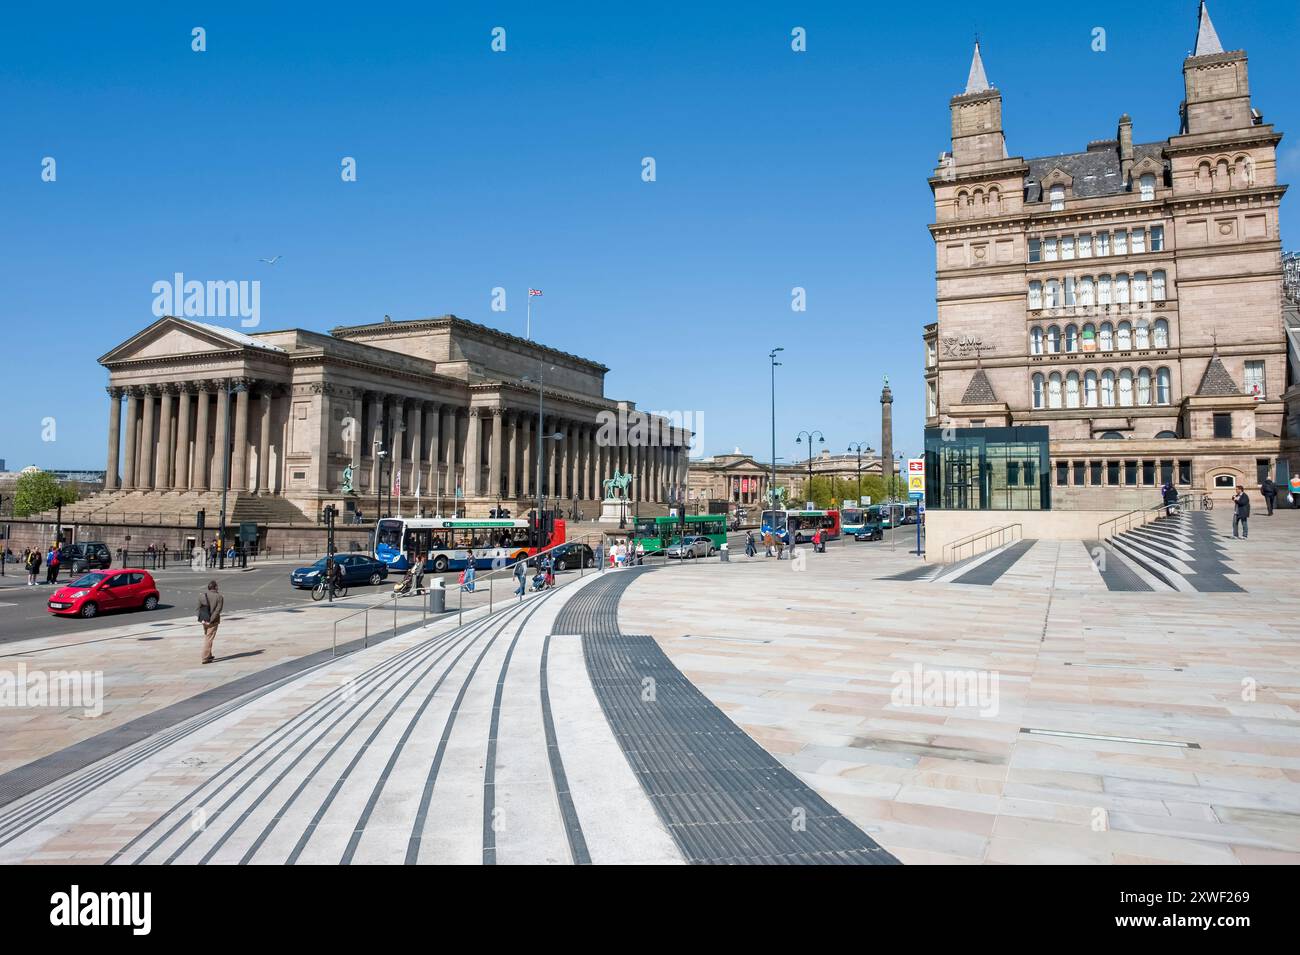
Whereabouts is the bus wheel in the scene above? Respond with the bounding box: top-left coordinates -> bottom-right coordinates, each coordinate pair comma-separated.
433,555 -> 449,573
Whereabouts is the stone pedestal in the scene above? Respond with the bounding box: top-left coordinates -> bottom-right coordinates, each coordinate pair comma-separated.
600,497 -> 631,523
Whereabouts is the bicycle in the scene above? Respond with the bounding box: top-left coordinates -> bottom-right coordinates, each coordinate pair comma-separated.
1200,494 -> 1214,511
312,579 -> 348,601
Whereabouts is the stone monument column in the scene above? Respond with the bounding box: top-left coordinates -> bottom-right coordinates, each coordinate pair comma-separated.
880,377 -> 894,497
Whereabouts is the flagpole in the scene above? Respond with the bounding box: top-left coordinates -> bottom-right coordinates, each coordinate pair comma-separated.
526,291 -> 531,340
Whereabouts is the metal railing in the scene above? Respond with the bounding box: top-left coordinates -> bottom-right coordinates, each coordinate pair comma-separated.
1097,494 -> 1192,541
942,523 -> 1023,564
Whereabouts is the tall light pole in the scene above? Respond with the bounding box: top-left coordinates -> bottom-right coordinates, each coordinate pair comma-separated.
769,347 -> 783,511
847,442 -> 872,505
795,430 -> 825,507
521,363 -> 563,545
217,378 -> 247,570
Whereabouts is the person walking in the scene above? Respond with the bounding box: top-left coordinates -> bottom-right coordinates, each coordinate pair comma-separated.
463,549 -> 476,592
745,531 -> 756,559
197,580 -> 224,664
513,555 -> 527,596
812,528 -> 823,554
25,548 -> 40,586
1232,487 -> 1251,539
775,534 -> 785,561
1260,476 -> 1278,516
45,545 -> 60,584
1161,481 -> 1178,517
635,541 -> 646,566
594,538 -> 605,572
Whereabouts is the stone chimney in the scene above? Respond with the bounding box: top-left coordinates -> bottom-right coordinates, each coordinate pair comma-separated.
1117,114 -> 1134,185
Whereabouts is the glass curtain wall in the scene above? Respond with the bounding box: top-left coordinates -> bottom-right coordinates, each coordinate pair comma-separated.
924,427 -> 1051,510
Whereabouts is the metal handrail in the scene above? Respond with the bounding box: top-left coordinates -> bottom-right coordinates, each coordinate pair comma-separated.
942,523 -> 1022,564
1097,493 -> 1190,541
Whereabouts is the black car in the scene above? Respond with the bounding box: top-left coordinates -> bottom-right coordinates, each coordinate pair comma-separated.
291,554 -> 389,589
531,543 -> 595,572
59,542 -> 112,573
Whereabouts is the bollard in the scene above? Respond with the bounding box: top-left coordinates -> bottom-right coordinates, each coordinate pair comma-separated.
719,543 -> 730,563
428,577 -> 446,614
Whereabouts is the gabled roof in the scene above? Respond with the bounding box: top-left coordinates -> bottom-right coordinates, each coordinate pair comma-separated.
98,315 -> 286,365
965,41 -> 991,95
1196,352 -> 1239,396
1025,143 -> 1166,202
1194,1 -> 1224,57
960,367 -> 997,404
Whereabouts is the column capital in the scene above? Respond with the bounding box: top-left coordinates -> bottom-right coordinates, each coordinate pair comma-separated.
491,406 -> 504,418
159,382 -> 180,396
106,385 -> 124,399
468,406 -> 482,418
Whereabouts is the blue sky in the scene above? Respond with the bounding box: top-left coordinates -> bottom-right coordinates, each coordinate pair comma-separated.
2,0 -> 1297,472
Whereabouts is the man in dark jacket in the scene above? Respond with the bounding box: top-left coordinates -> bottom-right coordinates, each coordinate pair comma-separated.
1260,477 -> 1277,516
1232,488 -> 1251,539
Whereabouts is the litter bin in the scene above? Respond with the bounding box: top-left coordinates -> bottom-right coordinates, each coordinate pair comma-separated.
427,577 -> 446,614
719,543 -> 730,563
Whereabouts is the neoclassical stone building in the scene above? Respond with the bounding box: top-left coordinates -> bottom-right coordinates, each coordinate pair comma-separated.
92,314 -> 691,522
924,4 -> 1295,507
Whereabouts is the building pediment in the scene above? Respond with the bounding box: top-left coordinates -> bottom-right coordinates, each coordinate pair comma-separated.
99,316 -> 285,366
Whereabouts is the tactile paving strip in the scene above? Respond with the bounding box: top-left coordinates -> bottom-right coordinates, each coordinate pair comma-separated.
555,569 -> 899,866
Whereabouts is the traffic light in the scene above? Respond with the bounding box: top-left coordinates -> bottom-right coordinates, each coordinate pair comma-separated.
197,508 -> 206,530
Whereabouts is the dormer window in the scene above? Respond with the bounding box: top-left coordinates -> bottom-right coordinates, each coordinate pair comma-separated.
1140,173 -> 1156,201
1049,184 -> 1065,211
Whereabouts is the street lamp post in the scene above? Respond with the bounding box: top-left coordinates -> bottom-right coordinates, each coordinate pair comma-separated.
847,442 -> 872,506
795,430 -> 825,507
217,378 -> 246,570
769,348 -> 783,511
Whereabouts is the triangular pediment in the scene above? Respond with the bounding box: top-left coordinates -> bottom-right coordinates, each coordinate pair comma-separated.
99,316 -> 284,365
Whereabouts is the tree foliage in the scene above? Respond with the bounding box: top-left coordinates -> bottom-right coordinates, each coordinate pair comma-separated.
13,471 -> 77,517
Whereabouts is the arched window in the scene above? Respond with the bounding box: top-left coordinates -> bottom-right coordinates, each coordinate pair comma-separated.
1078,277 -> 1094,307
1066,372 -> 1080,408
1153,318 -> 1169,348
1101,431 -> 1126,440
1140,173 -> 1156,201
1133,272 -> 1148,303
1156,366 -> 1171,405
1048,373 -> 1063,409
1118,321 -> 1132,350
1082,323 -> 1097,352
1115,273 -> 1130,304
1031,327 -> 1043,355
1155,430 -> 1177,439
1032,373 -> 1045,409
1098,274 -> 1112,305
1217,159 -> 1230,188
1197,161 -> 1212,193
1065,324 -> 1078,352
1046,280 -> 1061,308
1152,270 -> 1166,302
1135,321 -> 1149,349
1050,184 -> 1065,211
1047,325 -> 1061,353
1028,281 -> 1043,310
1099,322 -> 1114,351
1119,368 -> 1134,406
988,186 -> 1000,211
1138,368 -> 1152,405
1084,371 -> 1098,407
1101,370 -> 1116,407
1235,156 -> 1253,187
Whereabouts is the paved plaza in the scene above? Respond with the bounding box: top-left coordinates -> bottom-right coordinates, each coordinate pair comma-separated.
0,512 -> 1297,864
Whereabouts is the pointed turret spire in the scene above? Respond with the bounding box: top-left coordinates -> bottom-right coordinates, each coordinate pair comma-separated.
1194,1 -> 1224,56
965,40 -> 991,94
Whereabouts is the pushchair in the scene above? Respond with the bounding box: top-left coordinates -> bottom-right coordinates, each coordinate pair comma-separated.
393,572 -> 415,597
530,572 -> 547,592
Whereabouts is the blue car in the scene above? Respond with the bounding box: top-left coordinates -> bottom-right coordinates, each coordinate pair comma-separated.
291,554 -> 389,589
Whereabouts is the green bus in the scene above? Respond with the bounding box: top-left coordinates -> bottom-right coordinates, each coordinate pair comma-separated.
630,514 -> 729,553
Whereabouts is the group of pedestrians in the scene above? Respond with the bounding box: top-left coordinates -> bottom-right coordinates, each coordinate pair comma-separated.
747,530 -> 790,560
18,546 -> 60,586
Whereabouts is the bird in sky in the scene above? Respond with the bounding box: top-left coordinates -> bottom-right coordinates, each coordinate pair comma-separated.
259,255 -> 282,265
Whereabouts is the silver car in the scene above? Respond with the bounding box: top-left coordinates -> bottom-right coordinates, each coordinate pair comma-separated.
666,536 -> 713,559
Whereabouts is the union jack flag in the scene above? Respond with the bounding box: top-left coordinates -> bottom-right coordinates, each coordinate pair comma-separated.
528,288 -> 543,296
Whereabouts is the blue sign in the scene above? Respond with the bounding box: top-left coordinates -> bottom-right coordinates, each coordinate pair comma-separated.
908,490 -> 924,501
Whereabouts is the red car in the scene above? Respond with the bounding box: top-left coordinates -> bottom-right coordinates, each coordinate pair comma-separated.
47,569 -> 161,619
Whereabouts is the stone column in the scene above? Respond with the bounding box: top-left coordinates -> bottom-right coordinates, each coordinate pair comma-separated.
423,403 -> 439,508
407,400 -> 422,502
488,407 -> 504,501
138,386 -> 157,490
368,391 -> 385,499
105,387 -> 122,491
506,412 -> 519,501
546,416 -> 558,500
257,390 -> 273,493
572,424 -> 585,501
213,382 -> 231,492
519,413 -> 533,499
155,385 -> 174,490
175,385 -> 192,490
312,382 -> 334,496
465,408 -> 482,498
231,381 -> 251,491
122,387 -> 139,489
193,384 -> 211,491
443,407 -> 458,498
